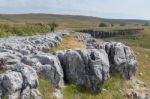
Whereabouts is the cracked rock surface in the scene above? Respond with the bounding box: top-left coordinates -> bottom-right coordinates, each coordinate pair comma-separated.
99,42 -> 137,80
0,31 -> 70,98
0,64 -> 41,99
57,48 -> 110,91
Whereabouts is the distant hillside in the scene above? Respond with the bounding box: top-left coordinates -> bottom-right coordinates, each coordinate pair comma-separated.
0,13 -> 149,24
0,14 -> 149,29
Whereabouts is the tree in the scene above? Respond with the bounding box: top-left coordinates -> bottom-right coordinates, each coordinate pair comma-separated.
48,22 -> 59,32
99,23 -> 107,27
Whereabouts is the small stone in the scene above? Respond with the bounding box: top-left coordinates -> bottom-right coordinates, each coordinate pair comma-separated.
31,89 -> 41,99
53,89 -> 63,99
139,72 -> 143,76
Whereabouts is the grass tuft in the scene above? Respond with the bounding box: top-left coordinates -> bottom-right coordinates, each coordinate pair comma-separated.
62,76 -> 124,99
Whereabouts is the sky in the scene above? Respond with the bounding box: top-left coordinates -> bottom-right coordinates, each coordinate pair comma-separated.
0,0 -> 150,20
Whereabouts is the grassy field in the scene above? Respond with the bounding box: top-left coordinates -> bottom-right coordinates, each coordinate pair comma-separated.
0,14 -> 148,37
0,23 -> 52,37
0,14 -> 149,31
104,27 -> 150,49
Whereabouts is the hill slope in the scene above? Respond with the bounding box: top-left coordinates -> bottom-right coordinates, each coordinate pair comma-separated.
0,14 -> 149,26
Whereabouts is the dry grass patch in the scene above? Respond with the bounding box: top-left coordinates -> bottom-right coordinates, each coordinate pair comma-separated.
132,47 -> 150,93
38,78 -> 56,99
50,33 -> 86,54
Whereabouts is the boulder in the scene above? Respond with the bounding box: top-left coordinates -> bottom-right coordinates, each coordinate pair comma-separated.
22,54 -> 64,88
57,49 -> 110,91
100,42 -> 137,80
31,89 -> 41,99
21,86 -> 31,99
0,71 -> 23,95
53,89 -> 63,99
11,64 -> 39,88
0,64 -> 41,99
0,52 -> 21,67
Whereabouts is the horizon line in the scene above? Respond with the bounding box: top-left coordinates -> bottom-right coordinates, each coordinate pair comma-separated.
0,12 -> 149,21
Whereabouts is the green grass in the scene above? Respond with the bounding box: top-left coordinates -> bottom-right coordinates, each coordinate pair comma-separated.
0,23 -> 52,36
0,28 -> 11,37
62,76 -> 124,99
133,47 -> 150,93
38,77 -> 55,99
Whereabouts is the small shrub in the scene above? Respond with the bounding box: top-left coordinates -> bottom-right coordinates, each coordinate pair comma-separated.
0,23 -> 53,37
120,23 -> 126,26
111,24 -> 114,27
48,22 -> 59,32
99,23 -> 107,27
0,28 -> 11,37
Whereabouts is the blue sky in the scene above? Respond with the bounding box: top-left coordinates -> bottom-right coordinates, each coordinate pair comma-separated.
0,0 -> 150,20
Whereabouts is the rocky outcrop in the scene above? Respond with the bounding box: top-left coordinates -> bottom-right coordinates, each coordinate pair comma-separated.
0,31 -> 70,89
22,53 -> 64,88
74,33 -> 137,80
57,49 -> 110,91
95,42 -> 137,80
0,64 -> 41,99
0,32 -> 67,69
0,29 -> 139,97
0,31 -> 71,98
0,33 -> 62,54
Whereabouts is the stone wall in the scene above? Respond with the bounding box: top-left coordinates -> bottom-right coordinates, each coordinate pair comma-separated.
78,28 -> 144,38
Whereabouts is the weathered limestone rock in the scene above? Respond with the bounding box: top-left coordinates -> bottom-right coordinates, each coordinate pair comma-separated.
21,86 -> 31,99
22,54 -> 64,88
31,89 -> 41,99
74,33 -> 137,80
0,31 -> 67,56
11,64 -> 39,88
0,71 -> 23,95
57,49 -> 110,91
0,31 -> 71,98
100,42 -> 137,80
0,64 -> 41,99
